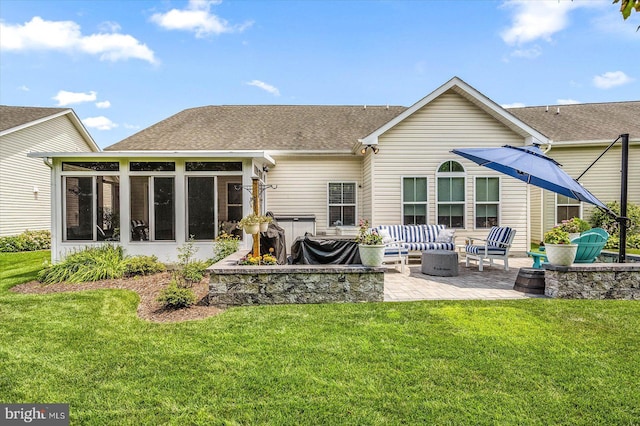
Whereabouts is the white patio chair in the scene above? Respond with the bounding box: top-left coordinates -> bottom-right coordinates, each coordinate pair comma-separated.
465,226 -> 516,271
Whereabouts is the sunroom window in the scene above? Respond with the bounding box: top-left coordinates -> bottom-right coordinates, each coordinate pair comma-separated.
64,175 -> 120,241
130,176 -> 175,241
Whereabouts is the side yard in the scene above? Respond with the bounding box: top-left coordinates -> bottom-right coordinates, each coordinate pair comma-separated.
1,251 -> 639,424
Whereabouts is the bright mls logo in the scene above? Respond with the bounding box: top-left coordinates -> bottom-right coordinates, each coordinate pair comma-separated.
1,404 -> 69,425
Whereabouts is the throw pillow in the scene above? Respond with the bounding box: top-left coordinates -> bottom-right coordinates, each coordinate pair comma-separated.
378,229 -> 394,244
435,229 -> 455,243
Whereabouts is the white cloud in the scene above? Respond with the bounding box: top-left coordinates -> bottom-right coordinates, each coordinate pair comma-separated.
18,85 -> 30,91
592,71 -> 634,89
123,123 -> 140,130
500,0 -> 604,45
246,80 -> 280,96
53,90 -> 97,106
150,0 -> 253,37
510,45 -> 542,59
502,102 -> 526,109
83,116 -> 118,131
0,16 -> 157,64
96,100 -> 111,109
557,99 -> 580,105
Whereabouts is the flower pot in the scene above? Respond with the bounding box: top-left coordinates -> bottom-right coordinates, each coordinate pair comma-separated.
358,244 -> 385,267
544,243 -> 578,266
244,223 -> 260,235
568,233 -> 580,242
259,222 -> 269,233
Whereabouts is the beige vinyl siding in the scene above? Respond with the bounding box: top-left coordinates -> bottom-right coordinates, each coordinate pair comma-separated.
361,152 -> 373,223
529,186 -> 543,243
371,91 -> 530,253
265,155 -> 362,234
0,115 -> 96,236
542,143 -> 640,234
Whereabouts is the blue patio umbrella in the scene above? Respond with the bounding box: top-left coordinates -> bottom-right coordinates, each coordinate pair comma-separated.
451,145 -> 608,209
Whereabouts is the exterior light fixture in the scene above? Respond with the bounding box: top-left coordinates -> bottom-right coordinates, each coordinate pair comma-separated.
360,145 -> 380,155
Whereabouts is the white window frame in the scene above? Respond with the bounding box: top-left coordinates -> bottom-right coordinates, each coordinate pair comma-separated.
555,194 -> 583,224
474,176 -> 501,229
61,166 -> 120,242
327,181 -> 357,227
129,171 -> 176,242
436,161 -> 466,229
401,176 -> 429,225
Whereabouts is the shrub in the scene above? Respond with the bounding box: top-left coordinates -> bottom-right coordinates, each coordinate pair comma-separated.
123,255 -> 166,277
0,230 -> 51,252
590,201 -> 640,249
544,227 -> 571,245
37,246 -> 167,284
212,232 -> 240,263
156,279 -> 197,309
180,260 -> 208,285
38,245 -> 126,284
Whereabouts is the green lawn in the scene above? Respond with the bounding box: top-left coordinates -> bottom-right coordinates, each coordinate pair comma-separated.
1,251 -> 639,425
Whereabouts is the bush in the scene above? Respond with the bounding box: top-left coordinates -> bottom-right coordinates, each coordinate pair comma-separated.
38,245 -> 126,284
37,246 -> 167,284
180,260 -> 208,285
0,230 -> 51,252
590,201 -> 640,249
123,255 -> 166,277
212,232 -> 240,263
156,279 -> 197,309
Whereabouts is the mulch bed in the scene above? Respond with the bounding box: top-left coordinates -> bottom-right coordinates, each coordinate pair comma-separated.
10,272 -> 224,323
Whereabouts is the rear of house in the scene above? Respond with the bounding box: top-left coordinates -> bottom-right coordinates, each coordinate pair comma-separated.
29,77 -> 638,263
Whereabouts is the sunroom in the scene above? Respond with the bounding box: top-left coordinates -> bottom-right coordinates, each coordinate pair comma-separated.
29,151 -> 274,263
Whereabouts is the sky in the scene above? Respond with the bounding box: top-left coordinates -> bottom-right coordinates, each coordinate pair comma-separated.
1,0 -> 638,149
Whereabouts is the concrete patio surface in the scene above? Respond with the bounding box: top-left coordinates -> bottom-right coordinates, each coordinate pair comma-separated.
384,256 -> 546,301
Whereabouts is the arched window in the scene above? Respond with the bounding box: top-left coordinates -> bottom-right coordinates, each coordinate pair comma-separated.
436,161 -> 465,228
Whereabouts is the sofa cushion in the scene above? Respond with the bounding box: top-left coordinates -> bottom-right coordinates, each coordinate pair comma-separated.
465,245 -> 506,255
404,242 -> 455,251
435,228 -> 455,243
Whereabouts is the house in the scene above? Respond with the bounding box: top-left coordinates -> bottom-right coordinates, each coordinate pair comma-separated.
28,77 -> 639,263
507,102 -> 640,243
1,106 -> 100,237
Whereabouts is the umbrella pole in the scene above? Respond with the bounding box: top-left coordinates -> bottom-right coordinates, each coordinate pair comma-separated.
619,133 -> 629,263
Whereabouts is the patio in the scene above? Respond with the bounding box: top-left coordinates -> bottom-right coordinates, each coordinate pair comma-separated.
384,256 -> 544,301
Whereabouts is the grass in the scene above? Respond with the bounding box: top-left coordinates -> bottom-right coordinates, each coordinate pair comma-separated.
1,251 -> 639,425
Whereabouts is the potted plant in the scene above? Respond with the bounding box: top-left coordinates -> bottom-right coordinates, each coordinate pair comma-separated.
543,226 -> 578,266
356,219 -> 385,267
258,215 -> 273,232
558,217 -> 591,241
238,214 -> 260,235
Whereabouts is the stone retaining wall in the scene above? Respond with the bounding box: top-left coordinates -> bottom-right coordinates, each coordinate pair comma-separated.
207,254 -> 384,307
543,263 -> 640,299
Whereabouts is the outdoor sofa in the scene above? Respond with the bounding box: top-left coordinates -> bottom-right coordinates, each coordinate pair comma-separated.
373,224 -> 456,272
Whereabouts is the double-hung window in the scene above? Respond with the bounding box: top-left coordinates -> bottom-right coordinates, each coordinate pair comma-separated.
437,161 -> 465,228
328,182 -> 356,227
556,194 -> 581,223
403,177 -> 428,225
62,162 -> 120,241
475,177 -> 500,228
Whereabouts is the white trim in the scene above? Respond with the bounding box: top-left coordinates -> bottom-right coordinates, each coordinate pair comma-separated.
327,181 -> 357,228
2,109 -> 101,152
435,160 -> 466,229
28,150 -> 276,165
400,176 -> 429,225
473,176 -> 501,230
554,193 -> 583,225
360,76 -> 549,146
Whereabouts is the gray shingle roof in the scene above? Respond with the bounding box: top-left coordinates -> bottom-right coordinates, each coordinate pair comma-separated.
106,105 -> 407,151
0,105 -> 69,133
506,101 -> 640,142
